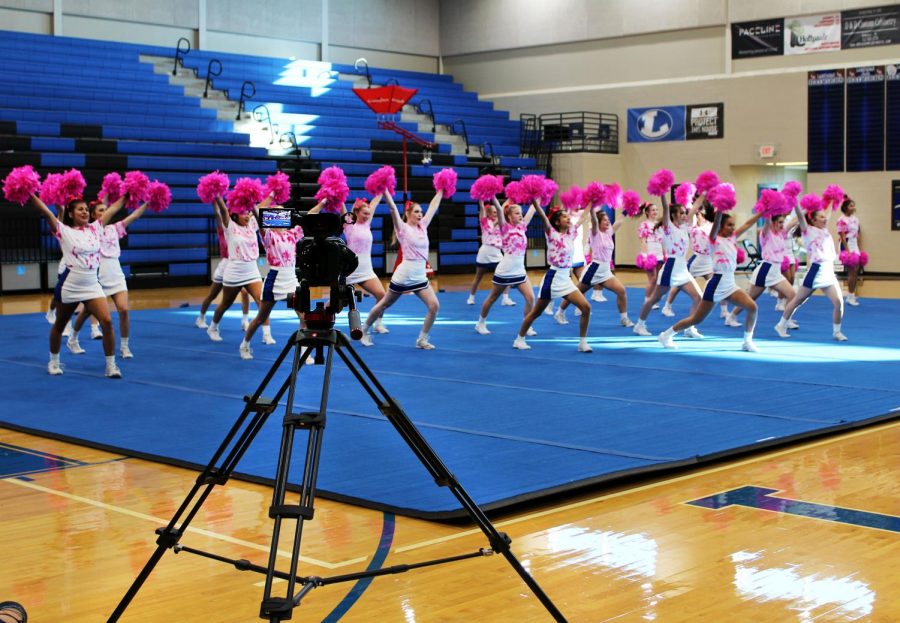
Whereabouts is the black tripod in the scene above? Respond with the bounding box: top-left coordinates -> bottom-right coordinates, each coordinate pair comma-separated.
107,326 -> 568,622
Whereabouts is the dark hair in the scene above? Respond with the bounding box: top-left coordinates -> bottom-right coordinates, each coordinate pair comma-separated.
840,197 -> 854,214
655,203 -> 683,230
62,198 -> 87,227
548,208 -> 565,232
700,199 -> 715,223
639,202 -> 655,218
804,209 -> 821,225
88,200 -> 104,222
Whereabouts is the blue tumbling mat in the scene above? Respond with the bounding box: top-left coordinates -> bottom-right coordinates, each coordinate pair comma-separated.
1,288 -> 898,519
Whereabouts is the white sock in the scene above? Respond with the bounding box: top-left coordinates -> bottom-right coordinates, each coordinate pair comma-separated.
418,331 -> 429,341
478,316 -> 486,323
374,317 -> 384,327
242,313 -> 249,322
199,312 -> 206,320
620,312 -> 628,320
211,321 -> 219,329
240,339 -> 249,348
50,352 -> 60,364
636,319 -> 646,326
776,317 -> 787,328
105,355 -> 116,366
833,323 -> 842,333
743,331 -> 753,342
661,327 -> 675,339
121,337 -> 129,348
579,338 -> 588,347
262,325 -> 272,336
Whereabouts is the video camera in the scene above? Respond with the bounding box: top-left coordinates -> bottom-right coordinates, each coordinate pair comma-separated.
259,208 -> 363,339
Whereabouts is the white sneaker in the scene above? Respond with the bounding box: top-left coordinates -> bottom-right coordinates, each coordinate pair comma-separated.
512,336 -> 531,350
239,343 -> 253,360
741,340 -> 759,353
786,319 -> 800,330
633,323 -> 651,337
105,362 -> 122,379
120,345 -> 133,359
577,341 -> 593,353
620,317 -> 635,328
554,311 -> 569,325
719,307 -> 729,318
207,325 -> 223,342
475,321 -> 491,335
775,323 -> 790,338
658,332 -> 678,349
591,290 -> 606,302
846,295 -> 859,307
91,324 -> 103,340
195,316 -> 208,329
373,323 -> 390,334
360,333 -> 374,347
262,334 -> 276,345
833,331 -> 849,342
466,295 -> 475,305
724,313 -> 742,328
684,326 -> 704,339
501,296 -> 516,306
574,307 -> 582,317
66,336 -> 85,354
661,305 -> 675,317
544,304 -> 555,316
48,360 -> 63,376
45,309 -> 56,325
241,319 -> 249,331
526,327 -> 538,336
415,337 -> 436,350
651,303 -> 660,310
774,299 -> 786,312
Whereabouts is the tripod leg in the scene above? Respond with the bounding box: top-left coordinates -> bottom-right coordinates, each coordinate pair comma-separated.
334,334 -> 568,622
108,333 -> 317,622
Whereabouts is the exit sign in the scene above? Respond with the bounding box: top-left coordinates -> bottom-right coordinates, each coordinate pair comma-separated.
759,144 -> 776,158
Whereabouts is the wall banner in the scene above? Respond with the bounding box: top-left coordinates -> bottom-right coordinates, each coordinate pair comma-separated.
731,19 -> 784,58
627,106 -> 685,142
785,13 -> 842,54
842,5 -> 900,49
686,103 -> 724,140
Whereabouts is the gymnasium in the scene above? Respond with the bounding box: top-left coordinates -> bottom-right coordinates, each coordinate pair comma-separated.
0,1 -> 898,621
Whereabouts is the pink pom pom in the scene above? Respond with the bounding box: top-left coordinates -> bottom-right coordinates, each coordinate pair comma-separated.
822,184 -> 845,210
581,182 -> 605,208
604,183 -> 623,210
859,251 -> 869,267
60,169 -> 86,202
124,171 -> 151,209
317,166 -> 347,186
695,170 -> 720,195
634,254 -> 646,270
707,183 -> 736,213
782,180 -> 803,198
674,182 -> 696,207
2,165 -> 41,205
839,250 -> 854,266
647,169 -> 675,197
754,189 -> 786,218
469,174 -> 504,201
781,256 -> 791,272
737,246 -> 747,264
540,179 -> 559,207
636,253 -> 658,272
39,173 -> 64,206
433,168 -> 458,198
560,186 -> 583,212
518,175 -> 546,204
504,181 -> 529,205
800,193 -> 822,214
99,172 -> 125,204
314,178 -> 349,213
621,190 -> 642,216
266,171 -> 291,205
146,181 -> 172,213
365,165 -> 397,197
197,171 -> 230,204
227,177 -> 266,215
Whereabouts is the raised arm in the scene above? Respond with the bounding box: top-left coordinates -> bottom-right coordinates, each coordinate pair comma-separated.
120,203 -> 147,228
493,198 -> 507,228
793,204 -> 808,234
533,201 -> 552,234
421,190 -> 443,228
522,204 -> 537,226
576,206 -> 592,229
733,212 -> 757,239
478,200 -> 488,220
369,193 -> 382,213
383,190 -> 405,232
709,212 -> 724,243
215,196 -> 231,227
611,213 -> 627,233
252,192 -> 275,220
589,206 -> 600,235
99,196 -> 126,226
28,194 -> 59,235
661,195 -> 672,228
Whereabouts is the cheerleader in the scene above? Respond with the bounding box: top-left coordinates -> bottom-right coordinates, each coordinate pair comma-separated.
513,201 -> 592,352
636,202 -> 664,303
238,201 -> 303,359
555,206 -> 633,327
661,206 -> 712,317
67,201 -> 147,358
633,200 -> 703,337
837,198 -> 865,306
775,200 -> 847,341
206,195 -> 270,342
339,196 -> 390,334
466,200 -> 515,307
779,224 -> 802,308
196,201 -> 253,331
474,198 -> 536,334
658,211 -> 759,352
28,194 -> 125,377
361,189 -> 443,349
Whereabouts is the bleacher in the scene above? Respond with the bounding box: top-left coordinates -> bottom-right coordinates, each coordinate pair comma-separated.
0,29 -> 545,286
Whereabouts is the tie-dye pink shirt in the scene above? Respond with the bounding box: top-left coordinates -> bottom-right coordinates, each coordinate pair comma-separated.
501,222 -> 528,256
54,220 -> 104,270
226,218 -> 260,262
395,221 -> 429,261
759,228 -> 787,263
711,236 -> 737,275
836,214 -> 859,240
263,226 -> 303,268
480,217 -> 502,248
589,230 -> 614,265
344,220 -> 373,257
99,222 -> 127,259
546,226 -> 578,268
802,226 -> 836,264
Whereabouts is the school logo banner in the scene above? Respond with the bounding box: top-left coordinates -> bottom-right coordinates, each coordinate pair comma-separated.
627,106 -> 685,142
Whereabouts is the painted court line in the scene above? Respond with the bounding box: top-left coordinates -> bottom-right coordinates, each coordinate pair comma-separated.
1,477 -> 366,569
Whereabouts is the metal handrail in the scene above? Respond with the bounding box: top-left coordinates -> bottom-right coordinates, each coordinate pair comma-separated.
253,105 -> 276,144
203,59 -> 222,98
279,132 -> 304,160
172,37 -> 191,76
354,58 -> 372,88
449,119 -> 470,155
480,142 -> 495,163
415,99 -> 436,132
236,80 -> 256,120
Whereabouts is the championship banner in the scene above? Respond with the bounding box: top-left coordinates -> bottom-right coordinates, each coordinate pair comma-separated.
627,106 -> 685,142
785,13 -> 842,54
731,19 -> 784,58
842,5 -> 900,49
686,103 -> 724,140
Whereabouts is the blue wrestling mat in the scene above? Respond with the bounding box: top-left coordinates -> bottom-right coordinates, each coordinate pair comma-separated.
1,289 -> 898,519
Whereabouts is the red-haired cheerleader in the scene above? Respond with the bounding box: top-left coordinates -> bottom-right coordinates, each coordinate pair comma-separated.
474,198 -> 537,334
776,199 -> 847,341
67,201 -> 147,358
361,190 -> 443,349
556,206 -> 633,327
513,201 -> 592,352
658,211 -> 759,352
28,194 -> 126,377
837,197 -> 866,306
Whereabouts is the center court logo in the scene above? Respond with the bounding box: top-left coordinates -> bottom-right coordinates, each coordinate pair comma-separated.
637,109 -> 674,140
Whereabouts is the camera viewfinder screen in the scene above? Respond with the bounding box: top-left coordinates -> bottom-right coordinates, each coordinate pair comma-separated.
261,208 -> 292,228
